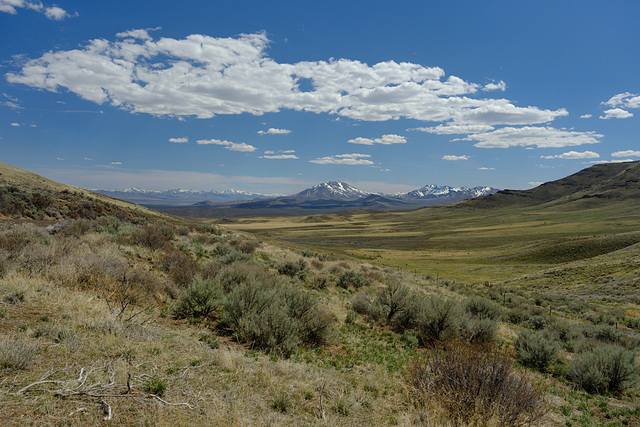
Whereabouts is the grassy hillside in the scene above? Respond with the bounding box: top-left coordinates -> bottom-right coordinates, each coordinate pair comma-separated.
1,163 -> 640,425
0,162 -> 172,221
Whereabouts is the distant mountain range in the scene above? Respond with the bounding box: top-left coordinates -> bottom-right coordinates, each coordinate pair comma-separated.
120,181 -> 499,217
93,181 -> 499,207
92,188 -> 285,204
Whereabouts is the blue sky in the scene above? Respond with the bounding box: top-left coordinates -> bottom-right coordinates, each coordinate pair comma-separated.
1,0 -> 639,194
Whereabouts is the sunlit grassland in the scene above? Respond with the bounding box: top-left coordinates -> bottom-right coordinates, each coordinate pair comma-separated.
217,200 -> 640,284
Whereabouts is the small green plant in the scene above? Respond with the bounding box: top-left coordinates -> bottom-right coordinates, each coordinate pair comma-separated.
143,377 -> 167,396
270,392 -> 291,413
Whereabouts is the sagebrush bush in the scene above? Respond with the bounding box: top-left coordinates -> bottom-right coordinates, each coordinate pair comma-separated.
459,317 -> 498,346
376,279 -> 410,323
337,269 -> 370,290
277,258 -> 308,280
464,296 -> 503,320
408,345 -> 547,426
568,344 -> 637,394
515,330 -> 559,372
173,278 -> 221,319
415,295 -> 460,347
222,280 -> 332,356
581,324 -> 623,345
215,261 -> 270,293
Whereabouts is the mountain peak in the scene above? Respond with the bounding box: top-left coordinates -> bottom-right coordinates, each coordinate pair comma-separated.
296,181 -> 371,200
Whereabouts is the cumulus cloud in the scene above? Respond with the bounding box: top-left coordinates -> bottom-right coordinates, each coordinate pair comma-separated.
600,108 -> 633,120
257,128 -> 291,135
442,155 -> 469,161
579,114 -> 592,119
459,126 -> 603,149
540,150 -> 600,160
603,92 -> 640,110
347,134 -> 406,145
169,137 -> 189,143
110,161 -> 122,165
478,167 -> 495,170
196,138 -> 257,152
309,153 -> 374,165
412,123 -> 495,134
0,0 -> 76,19
611,150 -> 640,157
10,122 -> 20,126
6,31 -> 567,125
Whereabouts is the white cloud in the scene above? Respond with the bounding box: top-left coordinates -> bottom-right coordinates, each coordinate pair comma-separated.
347,134 -> 406,145
611,150 -> 640,158
261,149 -> 298,159
6,31 -> 567,125
483,80 -> 506,91
196,138 -> 257,152
412,123 -> 495,134
116,28 -> 160,41
169,137 -> 189,143
579,114 -> 592,119
309,153 -> 374,165
44,6 -> 74,20
10,122 -> 20,126
528,182 -> 543,187
600,108 -> 633,120
603,92 -> 640,110
257,128 -> 291,135
540,150 -> 600,160
261,154 -> 299,160
460,126 -> 603,149
479,167 -> 495,170
442,155 -> 469,161
0,1 -> 76,19
110,161 -> 122,165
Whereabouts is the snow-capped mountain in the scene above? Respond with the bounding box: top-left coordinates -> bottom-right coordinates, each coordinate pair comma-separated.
396,185 -> 499,200
295,181 -> 372,201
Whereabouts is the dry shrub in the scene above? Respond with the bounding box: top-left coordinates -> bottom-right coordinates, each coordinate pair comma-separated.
128,224 -> 171,250
0,336 -> 38,371
0,223 -> 46,257
408,344 -> 547,426
228,237 -> 260,254
161,249 -> 198,287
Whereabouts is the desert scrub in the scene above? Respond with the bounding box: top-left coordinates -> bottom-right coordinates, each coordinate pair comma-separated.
408,344 -> 547,426
568,344 -> 638,395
